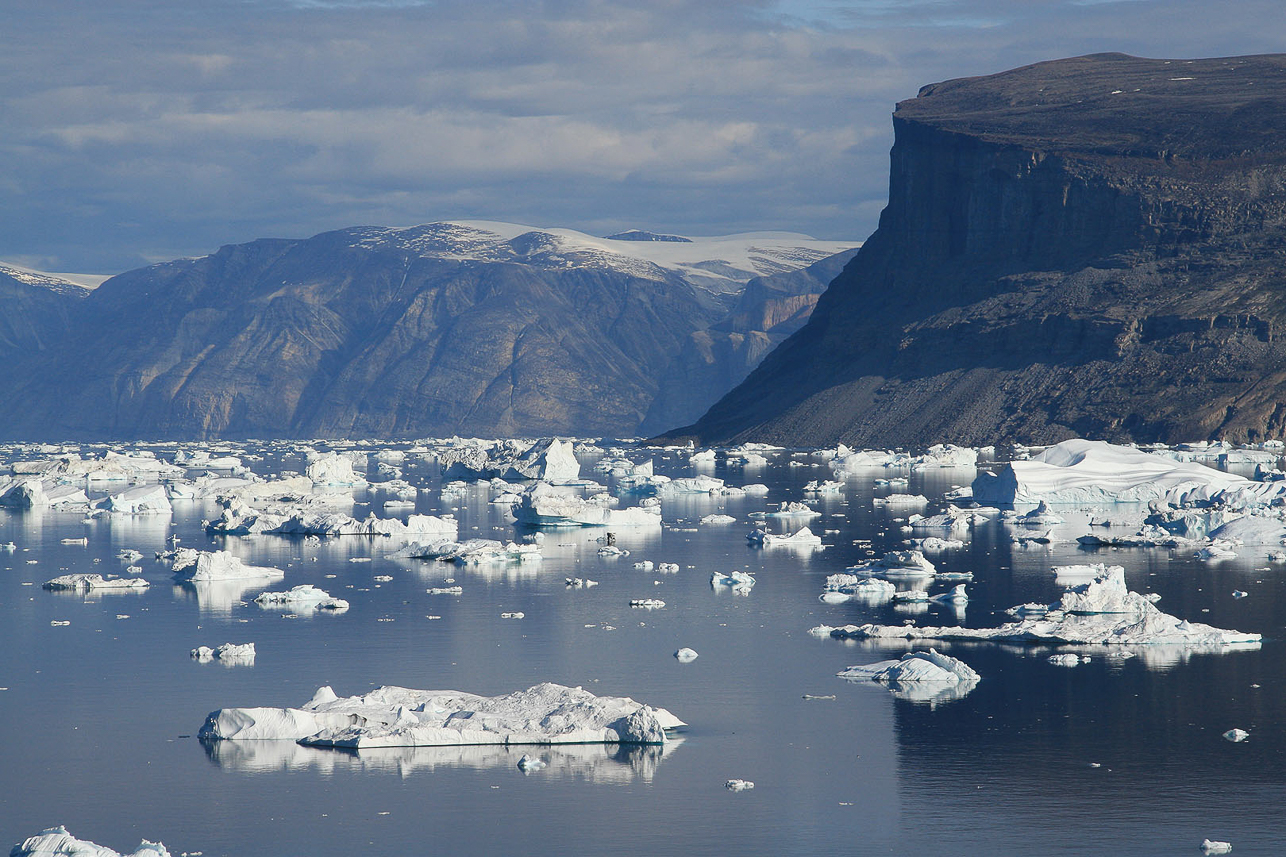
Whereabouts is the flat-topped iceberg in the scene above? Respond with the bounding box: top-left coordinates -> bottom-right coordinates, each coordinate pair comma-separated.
207,503 -> 457,539
746,526 -> 823,549
192,642 -> 256,665
9,826 -> 170,857
392,538 -> 541,564
815,566 -> 1260,648
199,682 -> 684,748
43,573 -> 148,592
512,483 -> 660,528
972,439 -> 1263,506
254,585 -> 350,612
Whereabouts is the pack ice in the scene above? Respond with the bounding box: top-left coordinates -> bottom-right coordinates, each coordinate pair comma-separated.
815,566 -> 1260,648
199,682 -> 684,748
9,826 -> 169,857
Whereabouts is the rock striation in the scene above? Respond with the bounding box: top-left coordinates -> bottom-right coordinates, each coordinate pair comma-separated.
669,53 -> 1286,447
0,224 -> 850,440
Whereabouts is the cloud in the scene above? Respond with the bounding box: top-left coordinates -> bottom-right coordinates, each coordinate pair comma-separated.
2,0 -> 1284,271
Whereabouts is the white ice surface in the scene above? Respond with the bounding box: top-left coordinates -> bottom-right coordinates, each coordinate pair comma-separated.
9,826 -> 169,857
199,682 -> 684,747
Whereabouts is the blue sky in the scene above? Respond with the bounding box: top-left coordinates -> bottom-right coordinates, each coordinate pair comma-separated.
3,0 -> 1283,272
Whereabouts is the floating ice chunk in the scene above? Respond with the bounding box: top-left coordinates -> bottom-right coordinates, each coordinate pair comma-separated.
891,589 -> 929,603
427,586 -> 463,594
874,494 -> 928,507
746,527 -> 823,549
97,484 -> 172,515
1195,541 -> 1238,561
700,514 -> 737,525
838,649 -> 980,703
757,501 -> 820,519
1223,728 -> 1249,742
634,560 -> 654,571
565,578 -> 598,588
9,826 -> 170,857
306,453 -> 366,486
819,566 -> 1259,648
172,550 -> 285,583
255,585 -> 349,612
674,648 -> 699,662
845,549 -> 935,579
725,779 -> 754,791
929,584 -> 968,604
501,611 -> 525,619
1201,839 -> 1232,854
116,549 -> 143,562
630,599 -> 665,609
803,480 -> 844,494
191,642 -> 256,666
1232,590 -> 1248,599
513,483 -> 661,528
710,571 -> 755,593
689,449 -> 716,466
1048,654 -> 1086,667
394,538 -> 540,564
916,536 -> 965,550
517,753 -> 547,771
199,682 -> 683,747
1006,603 -> 1051,618
820,575 -> 894,605
43,573 -> 148,591
657,562 -> 679,573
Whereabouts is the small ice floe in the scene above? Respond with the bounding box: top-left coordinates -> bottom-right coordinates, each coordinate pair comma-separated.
935,570 -> 973,581
598,545 -> 630,557
710,571 -> 755,594
838,649 -> 979,704
820,575 -> 894,605
674,648 -> 699,662
803,480 -> 844,494
348,557 -> 372,563
751,501 -> 820,520
501,612 -> 525,619
1201,839 -> 1233,854
254,585 -> 350,612
1048,654 -> 1089,667
50,620 -> 70,627
1222,728 -> 1249,742
43,573 -> 148,592
915,537 -> 966,551
1006,603 -> 1051,618
657,562 -> 679,574
873,493 -> 928,507
565,578 -> 599,588
395,538 -> 541,565
1232,590 -> 1248,599
517,754 -> 546,772
700,514 -> 737,525
60,537 -> 88,545
199,682 -> 684,746
191,642 -> 256,666
746,527 -> 823,550
10,826 -> 170,857
891,589 -> 929,603
427,586 -> 463,595
634,560 -> 654,571
630,599 -> 665,609
725,779 -> 755,792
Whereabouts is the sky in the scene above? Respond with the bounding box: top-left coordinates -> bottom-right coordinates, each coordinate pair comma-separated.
4,0 -> 1285,273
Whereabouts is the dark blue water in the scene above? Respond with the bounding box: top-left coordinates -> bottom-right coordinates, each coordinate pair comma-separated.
1,446 -> 1282,855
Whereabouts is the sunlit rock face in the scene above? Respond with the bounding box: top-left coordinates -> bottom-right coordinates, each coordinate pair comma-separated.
672,53 -> 1286,448
0,224 -> 852,441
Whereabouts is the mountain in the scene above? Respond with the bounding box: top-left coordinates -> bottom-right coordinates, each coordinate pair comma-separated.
0,265 -> 90,359
0,223 -> 853,440
667,53 -> 1286,448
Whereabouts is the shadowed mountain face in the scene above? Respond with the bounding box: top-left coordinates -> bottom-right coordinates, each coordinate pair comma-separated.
0,224 -> 852,440
0,266 -> 87,359
668,53 -> 1286,448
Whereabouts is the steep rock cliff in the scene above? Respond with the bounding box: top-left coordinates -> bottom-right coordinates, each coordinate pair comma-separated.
670,53 -> 1286,447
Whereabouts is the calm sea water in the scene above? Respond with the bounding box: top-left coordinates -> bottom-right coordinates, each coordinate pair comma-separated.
1,445 -> 1283,856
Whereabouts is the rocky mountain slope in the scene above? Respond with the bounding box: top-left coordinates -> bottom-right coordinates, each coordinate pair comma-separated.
0,224 -> 852,440
668,53 -> 1286,448
0,265 -> 88,359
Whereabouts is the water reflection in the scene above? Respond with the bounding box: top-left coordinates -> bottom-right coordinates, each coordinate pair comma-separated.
203,737 -> 680,783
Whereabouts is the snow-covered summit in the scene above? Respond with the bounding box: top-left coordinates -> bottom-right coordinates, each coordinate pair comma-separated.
342,221 -> 857,295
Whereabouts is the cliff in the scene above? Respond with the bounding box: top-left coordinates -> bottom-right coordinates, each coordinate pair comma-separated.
669,53 -> 1286,447
0,223 -> 851,440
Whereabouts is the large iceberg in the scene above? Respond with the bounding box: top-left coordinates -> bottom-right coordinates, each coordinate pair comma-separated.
838,649 -> 980,703
972,439 -> 1258,506
815,566 -> 1260,648
171,549 -> 285,583
199,682 -> 684,748
512,483 -> 660,528
43,573 -> 148,592
10,826 -> 169,857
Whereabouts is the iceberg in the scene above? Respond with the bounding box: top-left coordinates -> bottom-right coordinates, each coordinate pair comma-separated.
254,585 -> 350,612
746,527 -> 823,549
191,642 -> 256,665
97,484 -> 172,515
815,566 -> 1260,648
171,550 -> 285,583
199,682 -> 684,747
512,483 -> 660,528
710,571 -> 755,593
837,649 -> 979,704
9,826 -> 169,857
43,573 -> 148,592
972,439 -> 1259,506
